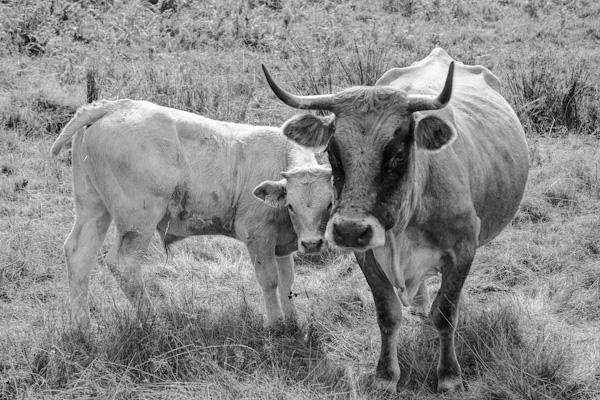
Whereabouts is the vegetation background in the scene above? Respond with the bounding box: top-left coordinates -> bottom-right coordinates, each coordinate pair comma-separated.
1,0 -> 600,398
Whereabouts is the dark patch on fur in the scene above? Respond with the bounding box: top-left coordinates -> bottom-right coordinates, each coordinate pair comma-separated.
372,122 -> 413,228
327,137 -> 345,199
319,206 -> 330,234
275,239 -> 298,256
157,185 -> 234,256
275,216 -> 298,256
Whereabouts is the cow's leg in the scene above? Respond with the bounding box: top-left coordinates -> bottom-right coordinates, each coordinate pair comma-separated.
64,202 -> 111,332
356,251 -> 402,393
276,254 -> 297,327
410,281 -> 430,317
430,240 -> 475,393
247,239 -> 283,328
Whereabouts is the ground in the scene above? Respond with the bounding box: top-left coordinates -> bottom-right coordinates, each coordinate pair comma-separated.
1,0 -> 599,399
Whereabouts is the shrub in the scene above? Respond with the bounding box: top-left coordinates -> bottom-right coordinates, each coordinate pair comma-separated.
505,55 -> 600,136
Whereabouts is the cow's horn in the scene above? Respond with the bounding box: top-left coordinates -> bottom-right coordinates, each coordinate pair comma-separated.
261,65 -> 336,111
407,61 -> 454,112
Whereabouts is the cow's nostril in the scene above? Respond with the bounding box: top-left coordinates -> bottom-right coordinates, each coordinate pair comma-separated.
333,223 -> 344,241
355,226 -> 373,246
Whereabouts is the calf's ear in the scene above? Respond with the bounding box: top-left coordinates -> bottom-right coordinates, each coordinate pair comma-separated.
413,114 -> 457,151
283,113 -> 334,148
253,179 -> 287,208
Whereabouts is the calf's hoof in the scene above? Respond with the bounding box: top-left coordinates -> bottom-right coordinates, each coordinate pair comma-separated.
265,318 -> 286,335
372,376 -> 398,393
71,312 -> 91,334
437,375 -> 464,393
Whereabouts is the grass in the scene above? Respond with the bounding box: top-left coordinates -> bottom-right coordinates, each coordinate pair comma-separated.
1,0 -> 600,399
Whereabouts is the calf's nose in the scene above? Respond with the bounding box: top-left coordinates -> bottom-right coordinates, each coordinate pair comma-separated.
332,220 -> 373,248
301,238 -> 323,253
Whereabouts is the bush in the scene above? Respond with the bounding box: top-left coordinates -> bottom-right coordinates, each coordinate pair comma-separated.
505,55 -> 600,136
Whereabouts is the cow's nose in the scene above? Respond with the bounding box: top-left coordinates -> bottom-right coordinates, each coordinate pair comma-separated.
301,239 -> 323,253
332,220 -> 373,248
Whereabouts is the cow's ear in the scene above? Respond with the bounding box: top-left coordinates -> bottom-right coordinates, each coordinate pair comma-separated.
253,179 -> 287,208
283,113 -> 334,148
413,114 -> 456,151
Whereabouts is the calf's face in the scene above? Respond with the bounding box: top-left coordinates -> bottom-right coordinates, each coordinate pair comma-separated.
254,166 -> 333,253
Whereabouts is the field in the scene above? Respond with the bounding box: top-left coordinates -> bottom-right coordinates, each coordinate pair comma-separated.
1,0 -> 600,399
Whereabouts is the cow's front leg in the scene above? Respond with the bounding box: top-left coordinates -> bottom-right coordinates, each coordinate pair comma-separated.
276,254 -> 298,328
247,239 -> 283,328
431,240 -> 475,393
356,251 -> 402,393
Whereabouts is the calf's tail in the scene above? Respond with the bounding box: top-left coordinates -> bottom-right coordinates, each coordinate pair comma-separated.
50,99 -> 118,156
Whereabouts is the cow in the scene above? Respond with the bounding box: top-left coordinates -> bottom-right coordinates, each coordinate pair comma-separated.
261,48 -> 529,393
50,99 -> 333,332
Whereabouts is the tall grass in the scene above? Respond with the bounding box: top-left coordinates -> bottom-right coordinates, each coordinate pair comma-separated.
505,55 -> 600,136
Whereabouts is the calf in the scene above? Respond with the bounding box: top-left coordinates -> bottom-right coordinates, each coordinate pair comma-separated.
51,99 -> 333,331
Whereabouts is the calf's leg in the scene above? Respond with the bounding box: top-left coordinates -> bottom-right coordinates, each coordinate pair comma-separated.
247,237 -> 283,328
107,229 -> 156,321
64,202 -> 111,332
107,198 -> 166,321
276,254 -> 297,326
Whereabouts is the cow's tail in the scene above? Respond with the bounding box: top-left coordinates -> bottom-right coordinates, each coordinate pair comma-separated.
50,99 -> 117,156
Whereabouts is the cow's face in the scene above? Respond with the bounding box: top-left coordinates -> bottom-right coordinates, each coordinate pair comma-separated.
253,166 -> 333,253
262,63 -> 455,251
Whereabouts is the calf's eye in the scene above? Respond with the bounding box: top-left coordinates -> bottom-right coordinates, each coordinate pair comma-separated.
287,204 -> 295,213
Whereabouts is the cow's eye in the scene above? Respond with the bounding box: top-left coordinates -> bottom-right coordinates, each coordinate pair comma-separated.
385,154 -> 404,174
327,202 -> 332,211
287,204 -> 295,213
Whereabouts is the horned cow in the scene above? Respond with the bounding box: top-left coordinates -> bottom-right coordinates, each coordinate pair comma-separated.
263,48 -> 529,393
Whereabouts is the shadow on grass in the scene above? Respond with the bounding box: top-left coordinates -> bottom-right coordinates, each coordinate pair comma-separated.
29,296 -> 351,398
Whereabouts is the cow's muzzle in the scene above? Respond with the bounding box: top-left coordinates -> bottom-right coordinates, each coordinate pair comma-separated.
326,214 -> 386,250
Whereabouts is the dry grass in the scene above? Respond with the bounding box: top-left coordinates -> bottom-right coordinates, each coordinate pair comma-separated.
1,0 -> 600,399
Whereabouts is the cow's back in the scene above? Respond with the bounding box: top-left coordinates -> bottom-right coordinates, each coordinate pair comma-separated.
379,48 -> 529,245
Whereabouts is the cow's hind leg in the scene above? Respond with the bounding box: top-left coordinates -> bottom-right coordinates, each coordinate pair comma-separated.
431,240 -> 475,393
64,200 -> 111,332
276,254 -> 297,328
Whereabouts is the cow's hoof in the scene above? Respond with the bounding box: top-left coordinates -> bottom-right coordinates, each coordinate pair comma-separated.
437,375 -> 464,393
